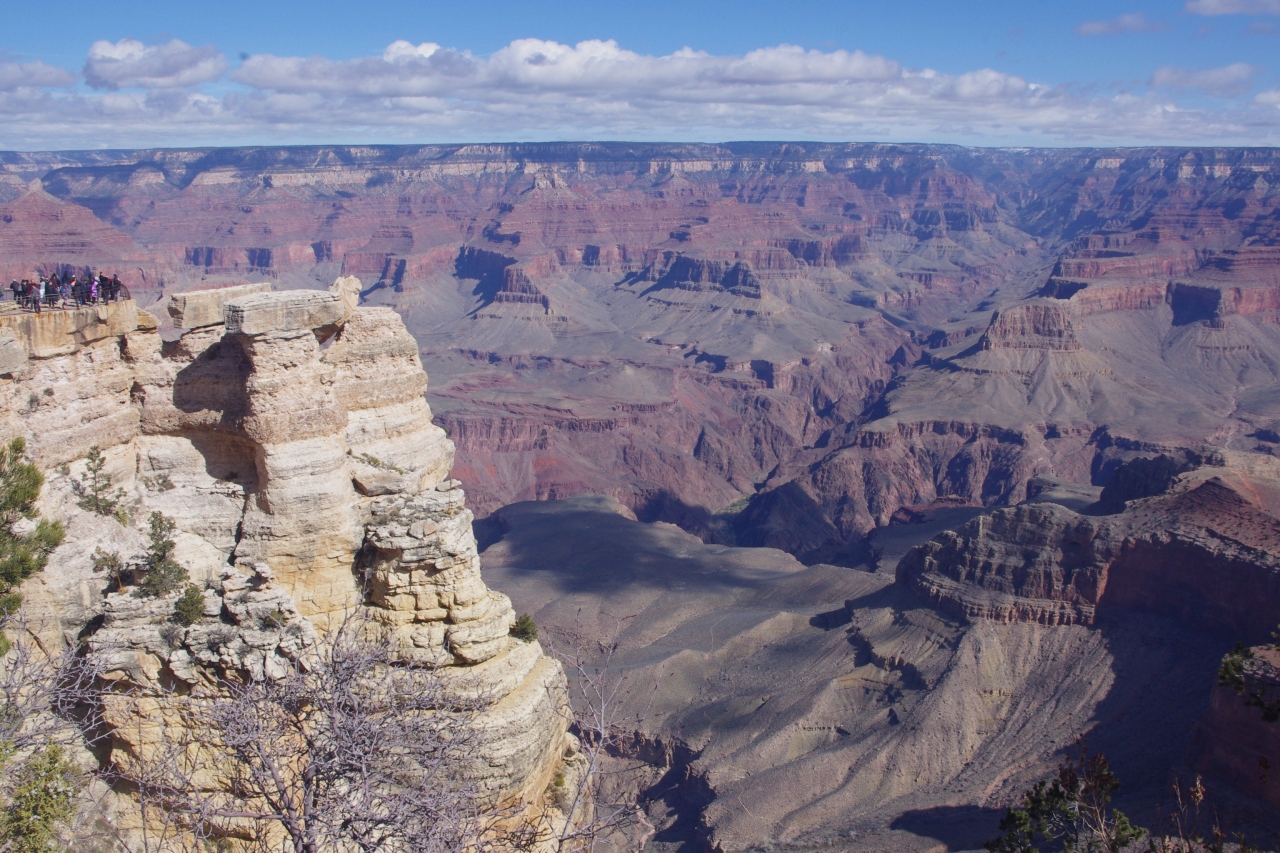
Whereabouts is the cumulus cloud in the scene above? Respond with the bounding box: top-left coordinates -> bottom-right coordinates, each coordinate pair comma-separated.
2,38 -> 1280,149
1077,13 -> 1167,35
1149,62 -> 1260,96
233,40 -> 905,99
84,38 -> 228,89
0,61 -> 75,91
1186,0 -> 1280,13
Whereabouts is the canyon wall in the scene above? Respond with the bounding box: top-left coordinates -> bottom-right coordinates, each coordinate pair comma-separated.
7,284 -> 571,826
891,452 -> 1280,817
6,143 -> 1280,558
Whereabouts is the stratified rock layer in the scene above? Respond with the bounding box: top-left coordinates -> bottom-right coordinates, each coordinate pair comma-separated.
8,286 -> 569,812
12,143 -> 1280,556
897,457 -> 1280,640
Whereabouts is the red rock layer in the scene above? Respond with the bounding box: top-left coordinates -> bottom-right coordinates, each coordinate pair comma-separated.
6,144 -> 1280,550
898,473 -> 1280,640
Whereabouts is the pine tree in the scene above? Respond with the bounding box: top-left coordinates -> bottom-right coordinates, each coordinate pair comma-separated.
0,438 -> 64,619
986,746 -> 1145,853
0,744 -> 80,853
511,612 -> 538,642
75,445 -> 126,522
173,584 -> 206,626
138,511 -> 187,597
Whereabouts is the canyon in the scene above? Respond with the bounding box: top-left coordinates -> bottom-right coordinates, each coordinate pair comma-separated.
483,450 -> 1280,851
2,141 -> 1280,849
5,143 -> 1280,552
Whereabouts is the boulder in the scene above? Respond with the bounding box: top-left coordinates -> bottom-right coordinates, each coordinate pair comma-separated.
224,290 -> 343,337
329,275 -> 362,322
168,282 -> 270,330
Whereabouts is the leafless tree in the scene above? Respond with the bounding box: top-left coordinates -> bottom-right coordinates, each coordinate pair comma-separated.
103,615 -> 497,853
0,610 -> 118,853
0,612 -> 104,759
538,614 -> 655,853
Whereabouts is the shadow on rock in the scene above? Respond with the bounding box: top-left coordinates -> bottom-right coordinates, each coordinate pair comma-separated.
889,805 -> 1005,852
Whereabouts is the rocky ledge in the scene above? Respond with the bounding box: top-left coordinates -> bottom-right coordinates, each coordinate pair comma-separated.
1193,643 -> 1280,810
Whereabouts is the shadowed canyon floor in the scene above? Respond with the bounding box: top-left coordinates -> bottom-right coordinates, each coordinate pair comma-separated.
481,482 -> 1280,852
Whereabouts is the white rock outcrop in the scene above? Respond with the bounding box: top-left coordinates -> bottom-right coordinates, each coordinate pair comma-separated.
9,283 -> 570,813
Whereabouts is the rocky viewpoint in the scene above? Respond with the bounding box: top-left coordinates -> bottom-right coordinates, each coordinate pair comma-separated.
2,281 -> 573,846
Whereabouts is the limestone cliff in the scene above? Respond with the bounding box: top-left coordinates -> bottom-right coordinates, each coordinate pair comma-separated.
7,283 -> 570,819
897,453 -> 1280,639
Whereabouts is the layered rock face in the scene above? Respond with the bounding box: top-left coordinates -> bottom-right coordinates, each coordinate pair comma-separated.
479,493 -> 1251,852
888,453 -> 1280,819
899,454 -> 1280,639
9,144 -> 1280,556
9,283 -> 569,812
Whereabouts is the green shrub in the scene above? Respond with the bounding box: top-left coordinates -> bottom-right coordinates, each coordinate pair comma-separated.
1219,628 -> 1280,723
138,512 -> 188,598
986,746 -> 1144,853
0,743 -> 79,853
511,612 -> 538,643
0,439 -> 64,616
262,609 -> 288,630
174,584 -> 206,626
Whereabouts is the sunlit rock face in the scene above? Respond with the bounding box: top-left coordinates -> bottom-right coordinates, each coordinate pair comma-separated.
7,283 -> 569,815
11,143 -> 1280,558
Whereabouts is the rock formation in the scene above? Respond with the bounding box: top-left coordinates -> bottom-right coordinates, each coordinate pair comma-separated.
8,283 -> 571,827
898,452 -> 1280,639
4,142 -> 1280,848
1194,643 -> 1280,811
8,143 -> 1280,559
478,486 -> 1264,851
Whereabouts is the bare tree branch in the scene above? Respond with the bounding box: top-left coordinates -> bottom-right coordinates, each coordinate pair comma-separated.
537,612 -> 656,853
101,612 -> 498,853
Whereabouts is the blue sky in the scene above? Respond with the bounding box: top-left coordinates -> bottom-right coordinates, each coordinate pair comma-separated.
4,0 -> 1280,149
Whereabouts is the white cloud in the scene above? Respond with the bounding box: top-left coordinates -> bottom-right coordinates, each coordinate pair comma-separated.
2,38 -> 1280,149
84,38 -> 228,89
1149,62 -> 1260,96
1077,13 -> 1167,35
0,61 -> 75,91
1186,0 -> 1280,14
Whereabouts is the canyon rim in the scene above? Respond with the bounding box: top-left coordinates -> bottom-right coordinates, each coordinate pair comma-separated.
1,141 -> 1280,851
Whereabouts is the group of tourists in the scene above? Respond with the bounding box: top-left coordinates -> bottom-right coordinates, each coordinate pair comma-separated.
6,272 -> 127,313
